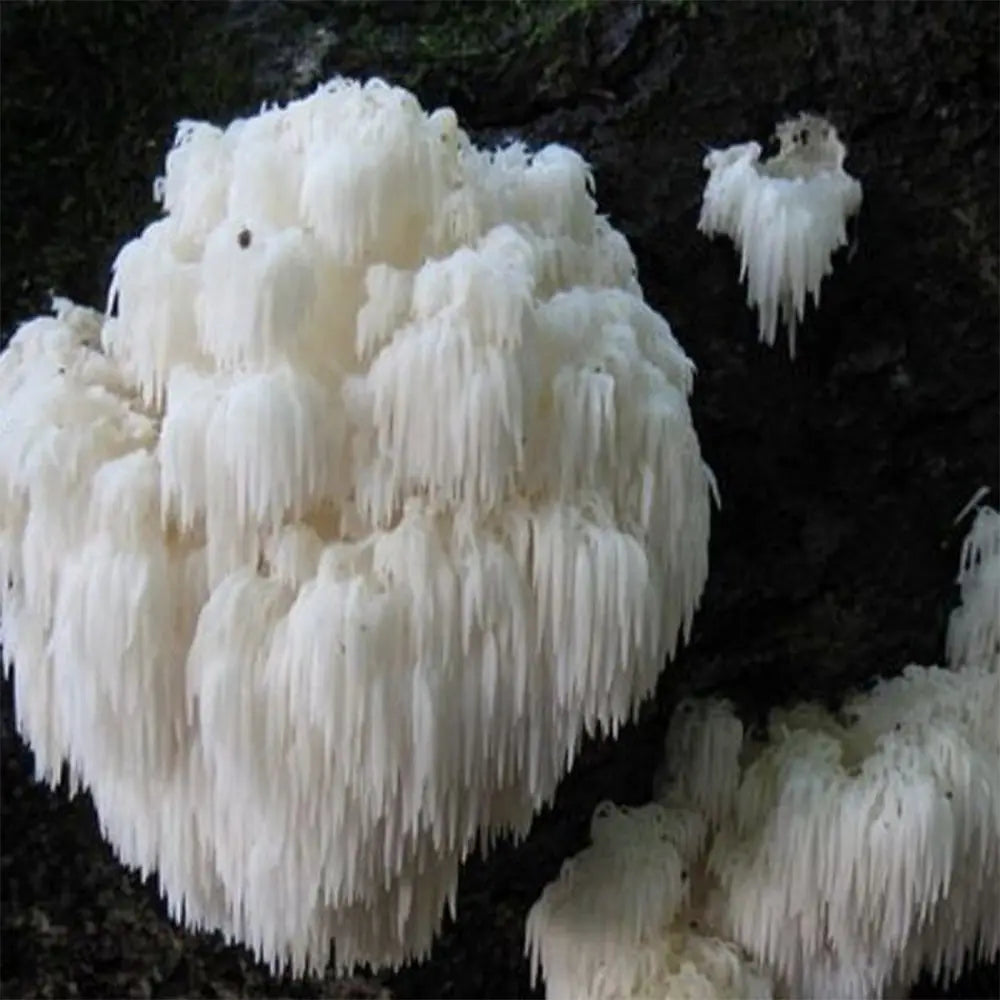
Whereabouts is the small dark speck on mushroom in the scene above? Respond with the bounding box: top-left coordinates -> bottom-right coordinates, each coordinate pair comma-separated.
238,228 -> 252,248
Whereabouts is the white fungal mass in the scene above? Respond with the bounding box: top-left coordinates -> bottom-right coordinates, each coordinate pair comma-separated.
526,508 -> 1000,1000
698,113 -> 863,359
0,78 -> 714,973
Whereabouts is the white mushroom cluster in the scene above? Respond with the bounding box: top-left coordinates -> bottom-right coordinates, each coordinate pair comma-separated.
698,113 -> 863,358
527,505 -> 1000,999
0,78 -> 715,973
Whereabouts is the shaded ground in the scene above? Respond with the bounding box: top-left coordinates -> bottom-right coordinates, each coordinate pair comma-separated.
1,1 -> 998,997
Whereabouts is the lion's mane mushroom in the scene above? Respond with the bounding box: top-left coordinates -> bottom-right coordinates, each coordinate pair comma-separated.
0,77 -> 715,974
698,113 -> 863,359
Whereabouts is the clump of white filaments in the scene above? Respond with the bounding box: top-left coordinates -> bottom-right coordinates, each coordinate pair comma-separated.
0,77 -> 716,975
946,498 -> 1000,671
526,506 -> 999,1000
698,113 -> 863,358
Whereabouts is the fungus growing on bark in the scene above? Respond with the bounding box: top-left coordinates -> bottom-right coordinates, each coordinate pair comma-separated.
527,508 -> 999,1000
698,113 -> 863,358
0,77 -> 715,973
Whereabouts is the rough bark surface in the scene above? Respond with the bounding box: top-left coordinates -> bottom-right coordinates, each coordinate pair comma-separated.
1,2 -> 997,997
